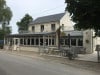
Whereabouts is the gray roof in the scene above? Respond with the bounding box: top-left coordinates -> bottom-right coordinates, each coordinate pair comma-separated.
6,32 -> 56,37
64,30 -> 83,36
30,13 -> 65,25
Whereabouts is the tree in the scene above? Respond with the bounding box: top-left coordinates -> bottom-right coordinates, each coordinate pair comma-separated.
17,14 -> 33,33
0,0 -> 12,39
0,0 -> 12,30
56,26 -> 61,49
65,0 -> 100,35
56,26 -> 66,48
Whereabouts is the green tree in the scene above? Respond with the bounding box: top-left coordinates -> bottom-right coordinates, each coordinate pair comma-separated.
65,0 -> 100,35
0,0 -> 12,30
17,14 -> 33,33
0,0 -> 12,39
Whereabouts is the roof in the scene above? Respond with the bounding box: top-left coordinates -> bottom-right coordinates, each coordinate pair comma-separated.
30,13 -> 65,25
64,30 -> 83,36
6,32 -> 56,37
6,30 -> 83,38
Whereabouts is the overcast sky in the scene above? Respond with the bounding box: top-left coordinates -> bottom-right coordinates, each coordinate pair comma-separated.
6,0 -> 66,34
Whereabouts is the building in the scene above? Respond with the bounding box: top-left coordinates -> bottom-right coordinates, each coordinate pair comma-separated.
4,12 -> 99,54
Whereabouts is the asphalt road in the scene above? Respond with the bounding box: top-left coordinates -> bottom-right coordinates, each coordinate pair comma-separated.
0,52 -> 99,75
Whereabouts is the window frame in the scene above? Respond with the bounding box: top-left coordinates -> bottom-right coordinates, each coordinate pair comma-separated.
51,24 -> 56,31
41,25 -> 44,32
32,26 -> 35,32
71,38 -> 76,46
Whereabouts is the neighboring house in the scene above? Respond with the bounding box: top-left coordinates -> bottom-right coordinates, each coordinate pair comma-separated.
4,12 -> 99,54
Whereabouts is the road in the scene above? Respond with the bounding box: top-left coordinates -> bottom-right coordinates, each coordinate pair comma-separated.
0,51 -> 99,75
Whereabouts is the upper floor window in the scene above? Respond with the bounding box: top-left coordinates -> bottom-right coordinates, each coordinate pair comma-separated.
51,24 -> 55,31
32,26 -> 35,32
41,25 -> 44,32
62,24 -> 64,31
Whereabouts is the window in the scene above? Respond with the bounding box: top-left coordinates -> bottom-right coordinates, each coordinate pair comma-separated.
24,39 -> 26,45
5,39 -> 7,45
20,39 -> 23,45
62,24 -> 64,31
52,39 -> 55,45
31,39 -> 34,45
36,39 -> 39,45
28,39 -> 30,45
32,26 -> 35,32
49,39 -> 51,45
65,39 -> 69,45
41,25 -> 44,32
71,39 -> 76,46
15,39 -> 18,45
46,39 -> 48,46
9,39 -> 13,46
40,39 -> 43,46
78,39 -> 83,46
60,39 -> 64,45
51,24 -> 55,31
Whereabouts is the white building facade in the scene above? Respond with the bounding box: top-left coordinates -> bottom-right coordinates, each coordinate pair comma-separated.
4,12 -> 99,54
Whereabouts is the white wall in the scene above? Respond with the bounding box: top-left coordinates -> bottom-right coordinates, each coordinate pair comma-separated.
28,22 -> 60,33
83,30 -> 93,54
96,37 -> 100,45
60,12 -> 74,31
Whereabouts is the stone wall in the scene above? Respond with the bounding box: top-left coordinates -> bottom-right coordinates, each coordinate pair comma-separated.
83,30 -> 93,54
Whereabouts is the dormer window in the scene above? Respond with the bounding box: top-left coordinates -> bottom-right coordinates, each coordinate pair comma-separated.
41,25 -> 44,32
51,24 -> 55,31
32,26 -> 35,32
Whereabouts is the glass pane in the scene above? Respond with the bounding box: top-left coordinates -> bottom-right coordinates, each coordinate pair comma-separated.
31,39 -> 34,45
78,39 -> 83,46
71,39 -> 76,46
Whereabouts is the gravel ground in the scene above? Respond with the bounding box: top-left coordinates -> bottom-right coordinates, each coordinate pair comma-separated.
0,49 -> 100,72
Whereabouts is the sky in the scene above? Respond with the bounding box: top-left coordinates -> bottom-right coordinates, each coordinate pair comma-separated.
6,0 -> 66,34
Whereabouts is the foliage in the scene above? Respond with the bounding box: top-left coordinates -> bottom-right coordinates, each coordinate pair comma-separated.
0,0 -> 12,40
17,14 -> 33,33
56,26 -> 61,35
0,27 -> 11,40
0,29 -> 5,40
60,32 -> 66,36
0,0 -> 12,27
65,0 -> 100,34
56,26 -> 66,36
56,26 -> 65,48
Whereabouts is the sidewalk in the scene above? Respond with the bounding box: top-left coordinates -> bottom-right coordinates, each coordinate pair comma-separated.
0,49 -> 100,72
76,51 -> 98,62
0,49 -> 44,60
